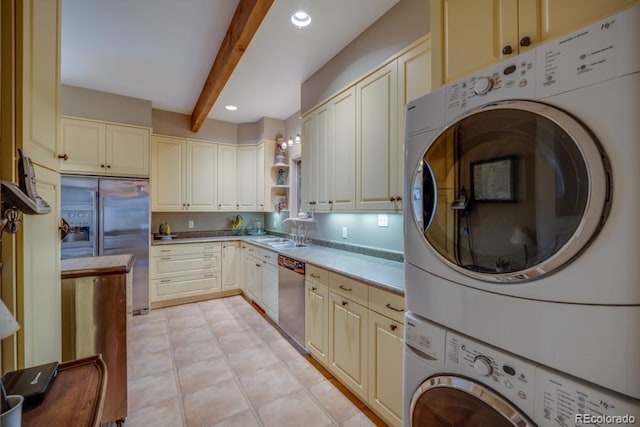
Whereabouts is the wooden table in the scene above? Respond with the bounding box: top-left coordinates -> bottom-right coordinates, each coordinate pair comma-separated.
22,355 -> 107,427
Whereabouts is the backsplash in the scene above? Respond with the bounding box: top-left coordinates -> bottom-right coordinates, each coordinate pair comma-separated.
151,212 -> 265,235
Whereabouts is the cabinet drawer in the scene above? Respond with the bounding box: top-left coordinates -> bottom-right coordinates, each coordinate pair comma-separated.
259,248 -> 277,265
329,272 -> 368,307
368,286 -> 405,324
241,243 -> 260,257
151,254 -> 219,278
151,242 -> 221,257
306,264 -> 329,286
151,272 -> 220,302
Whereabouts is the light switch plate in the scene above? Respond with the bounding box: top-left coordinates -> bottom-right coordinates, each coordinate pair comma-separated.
342,226 -> 348,239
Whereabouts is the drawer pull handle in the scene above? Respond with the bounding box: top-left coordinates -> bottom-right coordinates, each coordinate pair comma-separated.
256,264 -> 261,267
310,273 -> 320,279
160,279 -> 171,283
160,249 -> 171,253
390,324 -> 398,331
339,285 -> 352,292
204,274 -> 214,278
264,255 -> 271,259
58,154 -> 69,161
341,301 -> 348,306
160,257 -> 171,261
385,303 -> 404,312
311,286 -> 317,291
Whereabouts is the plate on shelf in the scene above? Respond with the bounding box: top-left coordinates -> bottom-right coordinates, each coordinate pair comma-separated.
248,230 -> 267,236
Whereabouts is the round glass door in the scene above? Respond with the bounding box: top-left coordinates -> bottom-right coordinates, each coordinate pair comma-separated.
411,100 -> 610,283
410,376 -> 535,427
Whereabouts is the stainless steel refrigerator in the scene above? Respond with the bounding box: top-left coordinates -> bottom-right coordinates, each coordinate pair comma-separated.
61,176 -> 150,314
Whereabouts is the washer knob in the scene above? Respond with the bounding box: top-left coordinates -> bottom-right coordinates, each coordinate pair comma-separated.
473,77 -> 493,95
473,355 -> 493,376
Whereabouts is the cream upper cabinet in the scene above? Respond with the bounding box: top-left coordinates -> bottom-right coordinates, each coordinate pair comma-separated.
356,62 -> 399,211
328,87 -> 356,212
256,142 -> 266,211
236,145 -> 258,211
313,104 -> 331,211
328,291 -> 369,401
16,0 -> 60,171
186,140 -> 217,211
217,144 -> 237,211
221,241 -> 241,291
301,113 -> 316,211
60,117 -> 150,177
151,136 -> 219,211
431,0 -> 640,87
151,135 -> 186,211
368,310 -> 404,427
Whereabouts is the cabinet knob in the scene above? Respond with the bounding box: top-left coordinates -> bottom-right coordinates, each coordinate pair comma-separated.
341,300 -> 348,306
519,36 -> 531,47
218,204 -> 222,208
390,324 -> 398,331
311,286 -> 317,291
328,200 -> 333,204
107,165 -> 111,169
100,164 -> 105,168
502,45 -> 513,55
58,154 -> 69,161
389,197 -> 396,202
396,196 -> 402,202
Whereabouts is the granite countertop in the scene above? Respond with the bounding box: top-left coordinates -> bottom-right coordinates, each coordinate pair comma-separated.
152,234 -> 404,295
61,254 -> 136,279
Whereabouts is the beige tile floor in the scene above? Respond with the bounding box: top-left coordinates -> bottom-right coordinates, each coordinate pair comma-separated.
126,295 -> 387,427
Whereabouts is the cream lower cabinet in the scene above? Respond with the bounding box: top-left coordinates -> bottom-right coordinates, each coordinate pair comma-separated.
60,117 -> 150,177
221,241 -> 241,291
304,265 -> 330,366
241,245 -> 278,322
149,243 -> 221,307
328,291 -> 369,402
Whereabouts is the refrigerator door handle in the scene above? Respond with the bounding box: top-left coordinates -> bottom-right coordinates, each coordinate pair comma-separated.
97,190 -> 103,256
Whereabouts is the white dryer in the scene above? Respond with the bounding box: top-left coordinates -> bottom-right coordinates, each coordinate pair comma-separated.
404,7 -> 640,399
403,312 -> 639,427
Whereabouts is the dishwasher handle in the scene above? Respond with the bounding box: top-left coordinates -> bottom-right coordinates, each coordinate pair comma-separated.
278,255 -> 305,274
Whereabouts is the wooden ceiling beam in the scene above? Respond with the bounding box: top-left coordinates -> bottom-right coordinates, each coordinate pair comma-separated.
190,0 -> 274,132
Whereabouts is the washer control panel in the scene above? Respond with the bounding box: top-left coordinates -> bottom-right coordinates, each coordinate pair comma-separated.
535,365 -> 639,426
445,331 -> 537,417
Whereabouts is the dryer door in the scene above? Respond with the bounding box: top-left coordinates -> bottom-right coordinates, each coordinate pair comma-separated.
410,375 -> 535,427
410,100 -> 610,283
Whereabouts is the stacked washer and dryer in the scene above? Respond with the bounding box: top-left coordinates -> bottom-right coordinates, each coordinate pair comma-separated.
403,6 -> 640,426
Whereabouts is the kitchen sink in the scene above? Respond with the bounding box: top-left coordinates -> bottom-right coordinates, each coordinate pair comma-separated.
251,236 -> 305,249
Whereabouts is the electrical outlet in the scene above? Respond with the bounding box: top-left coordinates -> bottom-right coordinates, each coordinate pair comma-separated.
342,226 -> 348,239
378,214 -> 388,227
273,219 -> 278,228
188,220 -> 195,229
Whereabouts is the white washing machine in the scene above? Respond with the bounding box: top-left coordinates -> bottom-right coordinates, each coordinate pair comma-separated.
404,7 -> 640,400
403,312 -> 639,427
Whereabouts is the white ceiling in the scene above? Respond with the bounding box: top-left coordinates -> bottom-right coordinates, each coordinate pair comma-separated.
61,0 -> 400,124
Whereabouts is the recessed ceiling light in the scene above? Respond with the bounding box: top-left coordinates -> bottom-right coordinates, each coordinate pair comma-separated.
291,11 -> 311,28
225,105 -> 238,111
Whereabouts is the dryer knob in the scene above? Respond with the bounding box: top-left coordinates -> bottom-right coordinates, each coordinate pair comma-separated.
473,77 -> 493,95
473,355 -> 493,376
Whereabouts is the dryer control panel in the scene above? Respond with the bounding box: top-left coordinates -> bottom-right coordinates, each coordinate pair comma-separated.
445,331 -> 537,418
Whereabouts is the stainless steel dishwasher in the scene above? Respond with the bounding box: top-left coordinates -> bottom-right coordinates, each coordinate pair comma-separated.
278,255 -> 305,348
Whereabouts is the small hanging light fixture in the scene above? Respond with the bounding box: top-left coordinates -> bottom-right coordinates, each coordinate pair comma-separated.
294,133 -> 302,144
288,137 -> 294,147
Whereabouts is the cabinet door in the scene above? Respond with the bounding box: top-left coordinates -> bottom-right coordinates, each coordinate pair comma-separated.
256,142 -> 266,211
261,261 -> 278,322
59,118 -> 106,174
217,144 -> 237,210
237,145 -> 258,211
20,165 -> 61,365
186,140 -> 217,210
368,311 -> 404,427
431,0 -> 518,86
221,242 -> 240,291
301,113 -> 316,211
305,281 -> 329,367
313,103 -> 331,212
356,62 -> 398,211
17,0 -> 60,171
244,256 -> 261,301
328,292 -> 368,401
151,136 -> 186,211
330,87 -> 356,211
105,124 -> 150,176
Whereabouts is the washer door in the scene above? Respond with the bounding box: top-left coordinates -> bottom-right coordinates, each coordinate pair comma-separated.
410,100 -> 611,283
410,375 -> 535,427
